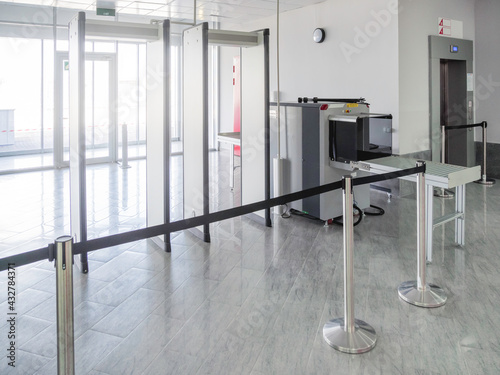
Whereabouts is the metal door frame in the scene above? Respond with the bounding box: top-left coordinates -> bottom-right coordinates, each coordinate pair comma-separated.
429,35 -> 474,166
54,51 -> 117,167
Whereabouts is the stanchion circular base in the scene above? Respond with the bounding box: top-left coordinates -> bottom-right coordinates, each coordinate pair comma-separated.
433,188 -> 454,199
474,178 -> 495,186
398,281 -> 447,307
323,318 -> 377,354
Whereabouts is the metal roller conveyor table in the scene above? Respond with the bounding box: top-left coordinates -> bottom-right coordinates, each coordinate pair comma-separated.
365,156 -> 481,262
217,132 -> 241,190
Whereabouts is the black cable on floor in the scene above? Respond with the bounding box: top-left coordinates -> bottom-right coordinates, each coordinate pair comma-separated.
289,208 -> 325,224
330,204 -> 363,227
363,204 -> 385,216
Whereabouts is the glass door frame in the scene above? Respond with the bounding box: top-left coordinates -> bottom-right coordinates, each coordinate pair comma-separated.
54,51 -> 118,167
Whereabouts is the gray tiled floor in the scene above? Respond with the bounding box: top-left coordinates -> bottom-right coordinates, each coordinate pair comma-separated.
1,151 -> 500,374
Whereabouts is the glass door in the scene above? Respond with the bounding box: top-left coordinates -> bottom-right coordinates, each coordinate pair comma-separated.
55,52 -> 117,167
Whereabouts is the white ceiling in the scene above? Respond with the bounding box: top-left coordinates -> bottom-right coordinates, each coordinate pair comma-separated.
5,0 -> 326,24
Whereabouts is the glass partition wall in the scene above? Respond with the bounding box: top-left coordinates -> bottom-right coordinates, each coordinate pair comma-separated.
0,31 -> 187,174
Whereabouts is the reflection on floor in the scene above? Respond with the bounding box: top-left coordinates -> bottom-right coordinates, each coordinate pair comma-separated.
0,141 -> 183,174
0,151 -> 499,374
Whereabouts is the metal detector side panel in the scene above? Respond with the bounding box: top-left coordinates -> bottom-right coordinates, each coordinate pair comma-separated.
68,12 -> 87,243
183,23 -> 209,238
146,20 -> 170,244
241,30 -> 269,222
270,105 -> 303,208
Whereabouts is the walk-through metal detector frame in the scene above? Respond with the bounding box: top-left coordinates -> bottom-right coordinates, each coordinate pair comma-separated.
429,35 -> 474,166
68,12 -> 171,272
182,23 -> 271,242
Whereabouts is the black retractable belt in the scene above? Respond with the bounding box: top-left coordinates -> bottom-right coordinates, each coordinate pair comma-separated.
0,164 -> 425,271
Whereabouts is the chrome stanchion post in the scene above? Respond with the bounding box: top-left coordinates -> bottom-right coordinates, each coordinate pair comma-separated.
475,121 -> 495,185
434,125 -> 454,198
120,123 -> 131,169
323,175 -> 377,353
55,236 -> 75,375
398,161 -> 447,307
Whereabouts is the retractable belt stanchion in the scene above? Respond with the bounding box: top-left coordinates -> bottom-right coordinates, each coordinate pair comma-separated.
55,236 -> 75,375
434,125 -> 454,199
474,121 -> 495,186
398,161 -> 447,307
323,175 -> 377,354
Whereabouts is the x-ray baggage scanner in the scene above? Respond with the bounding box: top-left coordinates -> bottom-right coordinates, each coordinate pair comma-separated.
270,100 -> 392,221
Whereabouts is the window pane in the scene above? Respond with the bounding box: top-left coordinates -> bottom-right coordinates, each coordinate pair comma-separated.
118,42 -> 145,157
43,39 -> 55,154
94,41 -> 116,53
138,43 -> 147,147
0,38 -> 42,159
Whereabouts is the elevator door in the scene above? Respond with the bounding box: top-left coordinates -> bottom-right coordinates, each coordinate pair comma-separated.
440,59 -> 468,166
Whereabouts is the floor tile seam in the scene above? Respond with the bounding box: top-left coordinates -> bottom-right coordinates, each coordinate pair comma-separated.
194,298 -> 240,324
304,296 -> 331,372
19,341 -> 57,360
272,255 -> 311,324
193,316 -> 256,375
137,347 -> 171,375
141,273 -> 184,296
22,304 -> 59,324
273,230 -> 318,262
72,299 -> 118,325
165,298 -> 238,356
12,348 -> 50,364
9,287 -> 55,312
163,276 -> 220,305
84,293 -> 126,308
205,313 -> 268,375
131,256 -> 170,272
116,266 -> 163,284
244,232 -> 292,290
85,323 -> 134,341
84,289 -> 165,337
91,312 -> 184,375
209,266 -> 263,307
196,333 -> 263,375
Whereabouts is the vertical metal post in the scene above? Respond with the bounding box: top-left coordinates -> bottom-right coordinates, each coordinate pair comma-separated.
482,123 -> 487,181
55,236 -> 75,375
68,12 -> 88,274
120,123 -> 131,169
229,144 -> 235,190
455,184 -> 466,245
323,175 -> 376,354
416,165 -> 426,290
343,175 -> 355,334
398,161 -> 447,307
441,125 -> 446,164
425,184 -> 434,262
475,121 -> 495,185
434,125 -> 454,198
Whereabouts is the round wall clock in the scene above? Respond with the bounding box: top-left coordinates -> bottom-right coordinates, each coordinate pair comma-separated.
313,28 -> 325,43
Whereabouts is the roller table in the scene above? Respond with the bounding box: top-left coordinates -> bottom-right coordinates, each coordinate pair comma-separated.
217,132 -> 241,190
366,156 -> 480,262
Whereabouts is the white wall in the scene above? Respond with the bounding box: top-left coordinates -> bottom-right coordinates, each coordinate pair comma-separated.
220,0 -> 400,149
475,0 -> 500,144
398,0 -> 475,155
